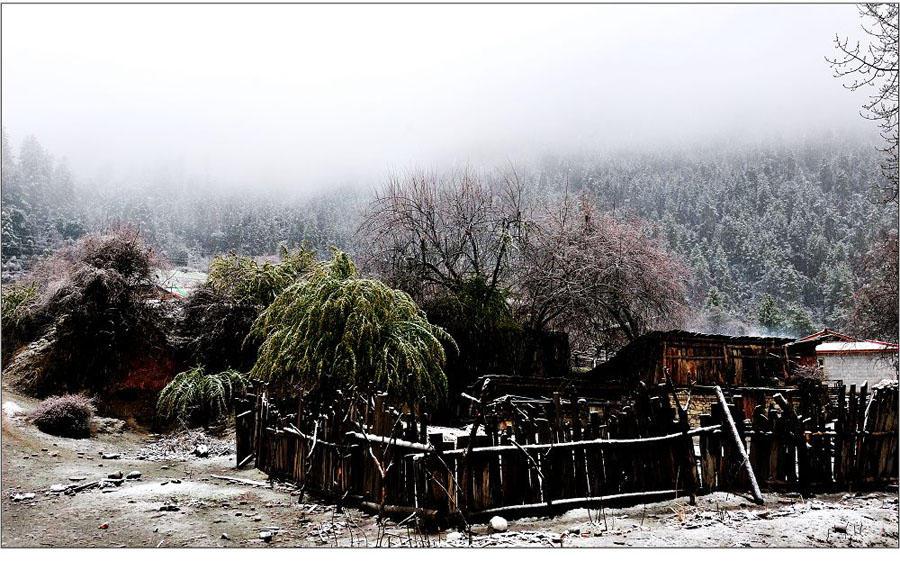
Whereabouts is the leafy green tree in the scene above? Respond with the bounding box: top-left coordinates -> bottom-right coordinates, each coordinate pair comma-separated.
248,250 -> 454,405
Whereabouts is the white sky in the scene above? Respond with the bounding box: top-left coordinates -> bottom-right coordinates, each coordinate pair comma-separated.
1,3 -> 875,192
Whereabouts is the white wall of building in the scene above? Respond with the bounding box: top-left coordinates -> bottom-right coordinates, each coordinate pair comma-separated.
820,353 -> 899,387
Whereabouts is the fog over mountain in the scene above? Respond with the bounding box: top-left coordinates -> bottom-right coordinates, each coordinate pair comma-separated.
1,3 -> 875,192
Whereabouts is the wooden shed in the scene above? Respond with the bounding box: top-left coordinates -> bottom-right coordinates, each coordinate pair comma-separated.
582,330 -> 793,388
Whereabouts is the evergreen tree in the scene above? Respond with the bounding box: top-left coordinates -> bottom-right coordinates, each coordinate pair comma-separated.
756,294 -> 784,333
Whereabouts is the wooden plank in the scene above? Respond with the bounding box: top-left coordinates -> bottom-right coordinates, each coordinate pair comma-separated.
699,414 -> 718,491
714,386 -> 763,504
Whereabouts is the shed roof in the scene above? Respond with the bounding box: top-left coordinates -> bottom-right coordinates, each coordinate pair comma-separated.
816,341 -> 899,354
786,329 -> 856,347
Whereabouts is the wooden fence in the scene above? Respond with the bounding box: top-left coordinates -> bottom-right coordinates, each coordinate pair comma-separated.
234,380 -> 898,524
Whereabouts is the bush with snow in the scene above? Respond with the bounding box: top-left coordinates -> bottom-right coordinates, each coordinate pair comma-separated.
29,394 -> 95,438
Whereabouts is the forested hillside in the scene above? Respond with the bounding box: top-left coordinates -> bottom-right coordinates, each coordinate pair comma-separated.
537,139 -> 894,335
2,128 -> 894,339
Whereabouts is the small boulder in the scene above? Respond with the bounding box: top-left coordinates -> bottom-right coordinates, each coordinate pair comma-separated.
101,453 -> 121,460
193,444 -> 209,458
108,471 -> 124,480
125,471 -> 142,480
259,531 -> 273,542
488,516 -> 508,533
446,531 -> 463,542
49,484 -> 67,493
92,417 -> 126,435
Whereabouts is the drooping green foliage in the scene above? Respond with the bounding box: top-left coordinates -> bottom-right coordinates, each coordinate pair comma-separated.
249,250 -> 454,404
156,366 -> 249,424
1,282 -> 37,324
1,281 -> 38,364
206,246 -> 320,308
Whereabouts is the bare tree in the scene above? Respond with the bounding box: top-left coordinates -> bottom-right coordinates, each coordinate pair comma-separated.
514,192 -> 689,353
360,168 -> 689,355
848,230 -> 899,342
828,3 -> 899,200
358,167 -> 531,302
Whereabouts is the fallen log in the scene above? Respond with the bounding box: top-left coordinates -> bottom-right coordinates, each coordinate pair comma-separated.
714,385 -> 764,505
359,501 -> 439,520
211,475 -> 269,487
69,480 -> 100,493
694,385 -> 799,394
469,489 -> 687,520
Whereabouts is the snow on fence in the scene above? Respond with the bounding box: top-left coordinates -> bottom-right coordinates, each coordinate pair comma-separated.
233,379 -> 898,524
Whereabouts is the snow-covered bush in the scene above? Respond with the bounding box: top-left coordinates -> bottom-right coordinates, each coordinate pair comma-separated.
29,394 -> 96,438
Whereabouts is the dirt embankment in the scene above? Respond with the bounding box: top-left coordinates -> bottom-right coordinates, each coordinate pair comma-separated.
2,389 -> 898,548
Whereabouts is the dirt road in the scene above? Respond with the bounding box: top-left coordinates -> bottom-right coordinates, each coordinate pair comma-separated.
2,390 -> 897,548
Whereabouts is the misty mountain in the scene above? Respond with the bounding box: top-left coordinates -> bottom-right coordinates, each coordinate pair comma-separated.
1,130 -> 893,336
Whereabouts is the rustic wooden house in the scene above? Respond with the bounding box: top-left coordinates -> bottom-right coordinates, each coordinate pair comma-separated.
582,330 -> 793,388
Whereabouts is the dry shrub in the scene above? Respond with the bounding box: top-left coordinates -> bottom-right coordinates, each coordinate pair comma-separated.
29,394 -> 96,438
179,286 -> 261,372
8,226 -> 169,396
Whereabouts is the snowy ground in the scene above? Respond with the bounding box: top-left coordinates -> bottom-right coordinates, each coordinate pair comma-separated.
2,389 -> 897,548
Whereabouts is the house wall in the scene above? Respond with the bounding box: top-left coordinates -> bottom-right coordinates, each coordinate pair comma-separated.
821,352 -> 898,386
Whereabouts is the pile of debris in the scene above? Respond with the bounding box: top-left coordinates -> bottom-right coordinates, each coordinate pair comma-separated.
134,429 -> 234,461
